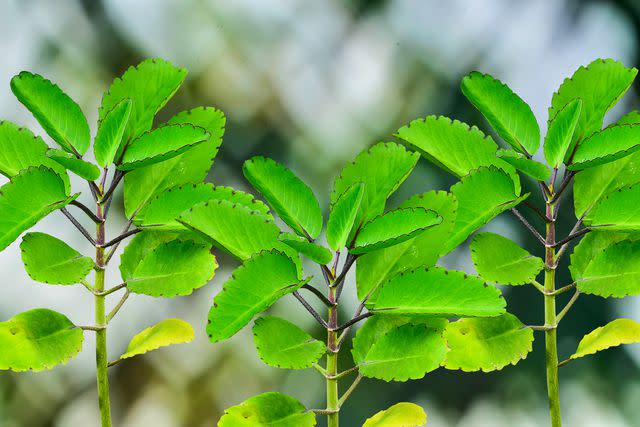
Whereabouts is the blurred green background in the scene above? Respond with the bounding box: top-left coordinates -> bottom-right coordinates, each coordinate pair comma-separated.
1,0 -> 640,426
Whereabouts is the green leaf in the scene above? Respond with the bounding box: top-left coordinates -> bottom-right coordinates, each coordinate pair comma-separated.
470,232 -> 543,285
352,315 -> 447,361
120,231 -> 195,279
218,392 -> 316,427
252,316 -> 326,369
544,98 -> 582,168
575,239 -> 640,297
569,231 -> 637,280
0,308 -> 83,372
179,199 -> 280,261
279,233 -> 332,265
351,208 -> 442,255
584,183 -> 640,230
331,142 -> 419,241
243,156 -> 322,239
94,98 -> 132,167
568,124 -> 640,171
136,183 -> 271,231
461,71 -> 540,155
396,115 -> 518,183
124,239 -> 217,297
573,110 -> 640,217
119,318 -> 194,360
362,402 -> 427,427
207,250 -> 303,343
99,58 -> 187,146
10,72 -> 90,155
356,190 -> 457,301
549,58 -> 637,160
371,267 -> 505,317
326,183 -> 364,250
443,313 -> 534,372
570,318 -> 640,361
442,166 -> 527,255
0,166 -> 77,252
46,149 -> 100,181
357,323 -> 448,381
123,106 -> 225,217
20,232 -> 93,285
118,124 -> 209,171
496,150 -> 550,182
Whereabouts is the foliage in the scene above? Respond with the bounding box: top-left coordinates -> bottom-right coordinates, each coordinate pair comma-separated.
421,57 -> 640,427
0,59 -> 222,427
197,140 -> 521,426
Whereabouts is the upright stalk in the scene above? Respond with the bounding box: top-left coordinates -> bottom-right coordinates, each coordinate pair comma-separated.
326,285 -> 339,427
544,201 -> 561,427
95,199 -> 112,426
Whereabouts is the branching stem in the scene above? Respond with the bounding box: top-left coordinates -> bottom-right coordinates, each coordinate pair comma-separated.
511,208 -> 546,244
60,208 -> 96,245
292,291 -> 328,328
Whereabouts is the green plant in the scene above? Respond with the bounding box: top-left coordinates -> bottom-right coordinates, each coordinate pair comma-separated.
398,58 -> 640,427
0,58 -> 225,426
168,140 -> 541,427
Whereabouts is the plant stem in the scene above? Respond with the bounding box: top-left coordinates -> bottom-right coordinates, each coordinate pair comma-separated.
544,201 -> 562,427
327,285 -> 339,427
95,203 -> 112,427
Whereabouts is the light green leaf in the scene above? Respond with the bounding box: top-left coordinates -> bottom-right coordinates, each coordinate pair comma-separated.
94,98 -> 132,167
461,71 -> 540,155
118,124 -> 209,171
351,208 -> 442,255
575,239 -> 640,297
568,124 -> 640,171
0,166 -> 77,252
252,316 -> 326,369
119,318 -> 194,360
123,106 -> 225,217
46,149 -> 100,181
362,402 -> 427,427
10,72 -> 90,155
357,323 -> 448,382
470,232 -> 543,285
371,267 -> 505,317
207,250 -> 303,343
396,115 -> 519,185
544,98 -> 582,168
99,58 -> 187,146
352,315 -> 448,363
570,318 -> 640,360
120,231 -> 191,279
443,313 -> 533,372
326,183 -> 364,250
549,58 -> 637,160
20,232 -> 93,285
243,156 -> 322,239
179,199 -> 280,261
496,150 -> 550,181
569,231 -> 637,280
584,183 -> 640,230
136,183 -> 271,231
0,308 -> 83,372
442,166 -> 527,255
331,142 -> 419,241
0,121 -> 71,193
218,392 -> 316,427
356,190 -> 457,301
573,110 -> 640,217
279,233 -> 332,265
124,239 -> 217,297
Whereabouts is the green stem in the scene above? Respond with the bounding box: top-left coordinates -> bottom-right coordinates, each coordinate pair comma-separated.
95,205 -> 112,427
327,286 -> 339,427
544,202 -> 562,427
